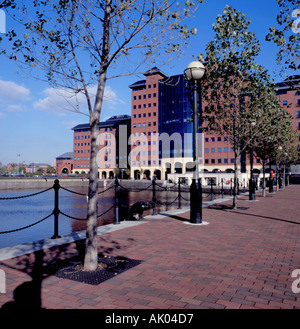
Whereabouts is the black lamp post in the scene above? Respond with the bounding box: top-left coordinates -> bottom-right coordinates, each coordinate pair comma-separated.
184,61 -> 205,224
249,121 -> 256,201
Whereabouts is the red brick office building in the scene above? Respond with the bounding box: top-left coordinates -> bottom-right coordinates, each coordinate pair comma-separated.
56,152 -> 73,175
72,115 -> 131,178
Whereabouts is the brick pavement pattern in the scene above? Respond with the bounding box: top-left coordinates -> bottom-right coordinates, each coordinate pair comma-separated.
0,186 -> 300,309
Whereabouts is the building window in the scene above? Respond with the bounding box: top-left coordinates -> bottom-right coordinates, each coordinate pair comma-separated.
205,148 -> 209,153
283,100 -> 287,106
217,137 -> 222,141
211,148 -> 215,153
211,137 -> 215,142
224,158 -> 228,164
217,148 -> 222,153
218,159 -> 222,164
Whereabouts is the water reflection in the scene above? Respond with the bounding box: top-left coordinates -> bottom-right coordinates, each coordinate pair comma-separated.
0,183 -> 216,249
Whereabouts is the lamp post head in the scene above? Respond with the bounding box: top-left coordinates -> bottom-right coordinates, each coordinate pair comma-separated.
184,61 -> 205,82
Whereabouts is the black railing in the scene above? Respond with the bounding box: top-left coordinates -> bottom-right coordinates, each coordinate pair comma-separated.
0,177 -> 248,241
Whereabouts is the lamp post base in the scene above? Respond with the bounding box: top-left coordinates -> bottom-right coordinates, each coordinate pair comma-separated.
269,178 -> 274,193
249,178 -> 256,201
190,179 -> 202,224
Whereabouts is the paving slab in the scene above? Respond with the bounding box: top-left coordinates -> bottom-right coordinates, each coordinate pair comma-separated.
0,186 -> 300,309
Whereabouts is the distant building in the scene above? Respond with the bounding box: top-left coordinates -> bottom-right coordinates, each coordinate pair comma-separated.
275,75 -> 300,142
129,67 -> 166,179
72,115 -> 131,178
56,152 -> 73,174
26,163 -> 50,174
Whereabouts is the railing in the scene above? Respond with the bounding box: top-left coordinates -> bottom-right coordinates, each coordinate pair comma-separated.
0,178 -> 248,241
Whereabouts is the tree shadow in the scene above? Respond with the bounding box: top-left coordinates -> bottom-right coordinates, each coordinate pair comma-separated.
0,235 -> 136,309
207,204 -> 300,225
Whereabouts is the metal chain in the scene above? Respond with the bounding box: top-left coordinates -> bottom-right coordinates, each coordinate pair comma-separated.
60,186 -> 87,196
0,212 -> 53,234
59,204 -> 115,221
0,187 -> 53,200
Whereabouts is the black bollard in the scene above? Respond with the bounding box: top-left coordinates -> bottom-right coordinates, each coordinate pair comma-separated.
51,179 -> 61,239
114,177 -> 120,224
152,178 -> 156,215
178,178 -> 182,209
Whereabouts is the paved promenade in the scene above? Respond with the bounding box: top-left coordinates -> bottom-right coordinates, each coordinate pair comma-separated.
0,185 -> 300,310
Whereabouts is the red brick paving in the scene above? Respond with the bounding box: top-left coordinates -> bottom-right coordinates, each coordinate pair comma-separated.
0,186 -> 300,309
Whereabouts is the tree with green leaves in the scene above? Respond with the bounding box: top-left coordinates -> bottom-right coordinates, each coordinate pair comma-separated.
201,6 -> 271,209
250,85 -> 289,196
266,0 -> 300,73
0,0 -> 203,270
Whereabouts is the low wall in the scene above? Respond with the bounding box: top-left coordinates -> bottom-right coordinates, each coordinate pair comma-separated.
0,178 -> 92,190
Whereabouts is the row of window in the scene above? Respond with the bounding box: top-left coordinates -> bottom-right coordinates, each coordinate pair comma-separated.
205,137 -> 228,143
283,99 -> 300,106
205,158 -> 261,164
133,122 -> 157,128
132,151 -> 157,156
74,150 -> 90,154
74,164 -> 113,169
133,93 -> 157,100
205,147 -> 234,153
132,160 -> 158,166
132,141 -> 157,146
74,157 -> 90,161
74,135 -> 90,140
74,143 -> 90,147
133,103 -> 157,109
133,112 -> 157,118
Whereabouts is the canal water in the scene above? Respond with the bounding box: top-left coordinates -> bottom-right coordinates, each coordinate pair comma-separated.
0,183 -> 220,249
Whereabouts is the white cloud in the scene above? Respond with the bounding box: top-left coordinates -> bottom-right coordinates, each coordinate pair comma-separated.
5,104 -> 27,112
0,80 -> 31,103
33,85 -> 125,116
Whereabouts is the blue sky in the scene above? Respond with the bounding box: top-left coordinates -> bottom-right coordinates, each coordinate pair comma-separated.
0,0 -> 298,166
